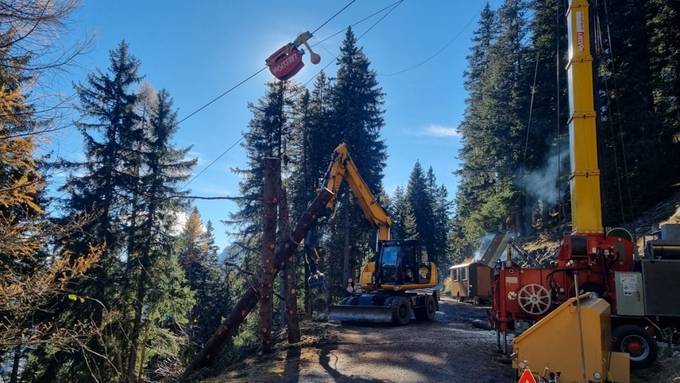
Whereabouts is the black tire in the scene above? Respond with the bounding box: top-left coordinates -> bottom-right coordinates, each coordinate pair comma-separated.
392,297 -> 411,325
424,295 -> 436,320
612,324 -> 657,369
415,295 -> 437,321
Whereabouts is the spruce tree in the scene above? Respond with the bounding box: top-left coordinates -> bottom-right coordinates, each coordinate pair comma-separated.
645,0 -> 680,193
179,209 -> 229,352
64,40 -> 142,298
425,167 -> 451,268
454,0 -> 529,249
328,27 -> 387,289
454,3 -> 497,242
230,80 -> 298,266
55,41 -> 143,381
126,89 -> 196,380
390,186 -> 417,241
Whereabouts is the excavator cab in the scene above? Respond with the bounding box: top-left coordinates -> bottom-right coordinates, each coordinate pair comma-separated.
375,240 -> 431,287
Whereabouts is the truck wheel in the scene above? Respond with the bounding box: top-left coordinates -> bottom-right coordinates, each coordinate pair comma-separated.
612,325 -> 657,369
393,297 -> 411,325
415,295 -> 437,321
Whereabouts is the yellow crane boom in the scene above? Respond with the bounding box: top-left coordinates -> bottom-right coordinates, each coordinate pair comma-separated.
322,143 -> 392,241
566,0 -> 603,234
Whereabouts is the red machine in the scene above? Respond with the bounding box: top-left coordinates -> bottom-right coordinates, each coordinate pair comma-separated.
492,231 -> 634,333
266,31 -> 320,81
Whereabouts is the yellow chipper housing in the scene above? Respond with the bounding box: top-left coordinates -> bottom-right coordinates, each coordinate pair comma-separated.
512,293 -> 629,383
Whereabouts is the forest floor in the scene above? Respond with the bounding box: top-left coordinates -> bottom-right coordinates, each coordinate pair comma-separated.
205,297 -> 679,382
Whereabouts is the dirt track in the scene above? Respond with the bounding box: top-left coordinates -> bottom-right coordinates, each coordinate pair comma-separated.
208,297 -> 517,383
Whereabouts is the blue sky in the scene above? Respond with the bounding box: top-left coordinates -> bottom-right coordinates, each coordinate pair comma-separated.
45,0 -> 499,250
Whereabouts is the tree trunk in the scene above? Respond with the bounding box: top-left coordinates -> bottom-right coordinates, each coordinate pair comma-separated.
127,202 -> 156,382
9,346 -> 21,383
342,191 -> 351,287
279,184 -> 300,343
182,188 -> 333,379
260,158 -> 279,353
304,252 -> 311,316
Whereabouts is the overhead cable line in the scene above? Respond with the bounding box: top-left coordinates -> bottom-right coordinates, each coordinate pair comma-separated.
14,1 -> 359,139
381,8 -> 477,77
177,0 -> 358,125
311,0 -> 357,35
312,0 -> 403,47
300,0 -> 404,91
183,134 -> 244,187
177,67 -> 268,125
184,0 -> 403,188
522,51 -> 540,165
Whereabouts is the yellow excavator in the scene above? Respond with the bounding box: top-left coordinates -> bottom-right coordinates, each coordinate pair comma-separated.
309,143 -> 439,325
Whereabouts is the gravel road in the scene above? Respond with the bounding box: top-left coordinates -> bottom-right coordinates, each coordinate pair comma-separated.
209,297 -> 517,383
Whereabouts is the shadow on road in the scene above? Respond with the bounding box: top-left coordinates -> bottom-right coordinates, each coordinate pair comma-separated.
318,344 -> 383,383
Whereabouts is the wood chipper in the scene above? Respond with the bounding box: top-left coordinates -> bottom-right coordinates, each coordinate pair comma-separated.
512,293 -> 630,383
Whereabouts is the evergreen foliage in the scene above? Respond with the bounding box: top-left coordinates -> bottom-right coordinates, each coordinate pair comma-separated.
453,0 -> 680,261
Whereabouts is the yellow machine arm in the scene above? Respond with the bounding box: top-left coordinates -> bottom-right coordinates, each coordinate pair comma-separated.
566,0 -> 603,234
322,143 -> 392,241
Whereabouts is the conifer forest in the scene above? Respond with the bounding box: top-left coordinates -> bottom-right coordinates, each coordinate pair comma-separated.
1,0 -> 679,382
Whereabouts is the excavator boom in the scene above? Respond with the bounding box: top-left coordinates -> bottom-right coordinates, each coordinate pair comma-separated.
314,143 -> 439,325
323,143 -> 391,241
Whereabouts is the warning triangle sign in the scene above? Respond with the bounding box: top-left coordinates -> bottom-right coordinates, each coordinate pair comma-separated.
517,369 -> 538,383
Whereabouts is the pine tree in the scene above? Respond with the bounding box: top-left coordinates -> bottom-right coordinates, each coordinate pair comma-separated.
645,0 -> 680,194
126,89 -> 196,380
64,40 -> 142,299
230,81 -> 298,265
390,186 -> 416,241
425,167 -> 451,268
328,27 -> 387,289
54,41 -> 143,381
179,210 -> 229,352
454,0 -> 529,249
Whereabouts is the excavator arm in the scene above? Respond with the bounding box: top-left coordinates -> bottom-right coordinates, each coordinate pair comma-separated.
322,143 -> 391,242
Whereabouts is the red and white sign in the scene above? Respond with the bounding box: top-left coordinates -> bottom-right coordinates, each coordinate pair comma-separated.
266,45 -> 305,81
518,369 -> 538,383
575,11 -> 585,52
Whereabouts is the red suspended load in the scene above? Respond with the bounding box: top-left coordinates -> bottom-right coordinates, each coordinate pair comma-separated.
266,44 -> 304,81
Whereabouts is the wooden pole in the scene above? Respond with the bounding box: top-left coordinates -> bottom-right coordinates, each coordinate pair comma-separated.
260,158 -> 279,353
182,188 -> 333,378
278,184 -> 300,343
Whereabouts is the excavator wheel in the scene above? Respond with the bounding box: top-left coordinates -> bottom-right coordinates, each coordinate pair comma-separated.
415,295 -> 437,321
391,296 -> 412,325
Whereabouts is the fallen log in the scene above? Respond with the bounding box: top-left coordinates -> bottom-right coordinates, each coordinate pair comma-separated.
181,187 -> 333,379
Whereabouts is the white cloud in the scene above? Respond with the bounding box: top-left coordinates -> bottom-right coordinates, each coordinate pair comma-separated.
420,124 -> 461,138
